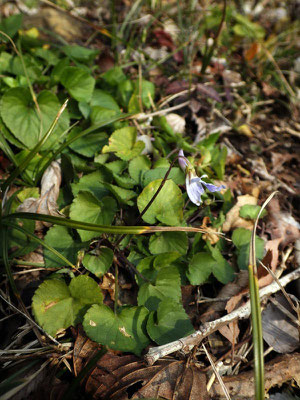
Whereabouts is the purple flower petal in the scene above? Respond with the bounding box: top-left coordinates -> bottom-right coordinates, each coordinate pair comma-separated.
186,175 -> 204,206
178,149 -> 190,171
201,181 -> 226,193
178,150 -> 187,170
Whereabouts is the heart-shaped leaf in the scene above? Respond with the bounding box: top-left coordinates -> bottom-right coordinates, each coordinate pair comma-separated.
0,88 -> 69,149
147,299 -> 194,345
138,266 -> 181,311
44,225 -> 84,268
60,66 -> 95,102
69,191 -> 117,241
83,304 -> 150,355
149,232 -> 188,255
102,126 -> 145,161
32,276 -> 103,336
83,247 -> 114,277
137,179 -> 183,226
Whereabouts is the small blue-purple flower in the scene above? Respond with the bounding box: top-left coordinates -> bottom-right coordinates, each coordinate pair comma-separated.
178,150 -> 225,206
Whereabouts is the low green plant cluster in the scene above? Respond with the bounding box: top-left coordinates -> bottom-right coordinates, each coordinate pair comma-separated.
0,14 -> 266,356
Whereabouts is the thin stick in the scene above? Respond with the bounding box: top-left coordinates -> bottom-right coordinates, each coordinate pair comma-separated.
203,343 -> 231,400
0,293 -> 60,345
134,101 -> 190,120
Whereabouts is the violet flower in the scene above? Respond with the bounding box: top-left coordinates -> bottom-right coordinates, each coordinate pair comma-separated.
178,150 -> 225,206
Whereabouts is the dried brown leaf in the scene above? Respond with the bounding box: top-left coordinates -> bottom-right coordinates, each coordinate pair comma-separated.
211,352 -> 300,398
16,160 -> 62,229
73,335 -> 209,400
196,83 -> 222,102
267,198 -> 300,247
222,194 -> 257,232
165,80 -> 189,95
262,293 -> 299,353
73,326 -> 101,377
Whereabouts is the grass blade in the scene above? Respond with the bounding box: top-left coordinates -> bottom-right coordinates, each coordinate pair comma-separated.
4,221 -> 76,269
4,212 -> 211,235
248,191 -> 278,400
34,113 -> 132,183
1,99 -> 69,192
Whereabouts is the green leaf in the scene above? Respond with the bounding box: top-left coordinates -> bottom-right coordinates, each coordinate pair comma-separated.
113,173 -> 136,189
68,130 -> 108,157
128,155 -> 151,183
135,80 -> 155,108
78,101 -> 91,119
101,67 -> 126,86
102,126 -> 144,161
61,45 -> 99,62
90,89 -> 120,111
32,275 -> 103,336
104,160 -> 127,174
239,205 -> 267,220
141,167 -> 185,187
10,54 -> 42,82
71,170 -> 111,200
137,179 -> 184,226
69,191 -> 117,241
138,266 -> 181,311
233,14 -> 265,39
149,232 -> 188,255
117,79 -> 134,107
3,219 -> 38,258
60,66 -> 95,102
153,252 -> 181,269
147,299 -> 194,345
209,245 -> 235,284
187,248 -> 234,285
90,106 -> 118,126
35,48 -> 59,66
44,225 -> 83,268
83,305 -> 150,355
128,93 -> 140,113
82,247 -> 114,277
0,14 -> 23,40
0,52 -> 13,72
211,146 -> 227,180
51,58 -> 70,84
103,182 -> 137,206
0,88 -> 69,149
14,150 -> 49,180
16,187 -> 39,204
187,252 -> 216,285
232,228 -> 265,270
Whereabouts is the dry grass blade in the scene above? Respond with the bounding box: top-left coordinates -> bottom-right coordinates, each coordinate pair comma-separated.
202,343 -> 231,400
249,190 -> 278,400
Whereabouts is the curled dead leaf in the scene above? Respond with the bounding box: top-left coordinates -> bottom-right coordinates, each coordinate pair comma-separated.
201,217 -> 220,245
16,160 -> 62,229
73,328 -> 209,400
222,194 -> 257,232
165,113 -> 186,134
267,198 -> 300,247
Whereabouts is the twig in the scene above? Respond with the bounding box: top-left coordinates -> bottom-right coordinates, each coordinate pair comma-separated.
203,343 -> 231,400
0,293 -> 60,346
145,266 -> 300,365
134,101 -> 190,120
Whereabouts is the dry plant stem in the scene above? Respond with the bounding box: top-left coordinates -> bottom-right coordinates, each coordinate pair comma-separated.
260,259 -> 299,316
211,352 -> 300,398
262,46 -> 296,98
203,343 -> 231,400
145,266 -> 300,365
158,90 -> 191,108
0,293 -> 60,346
134,101 -> 190,120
